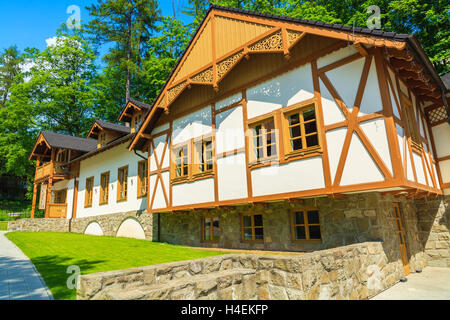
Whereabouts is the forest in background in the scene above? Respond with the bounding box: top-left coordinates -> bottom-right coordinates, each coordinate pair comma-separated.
0,0 -> 448,200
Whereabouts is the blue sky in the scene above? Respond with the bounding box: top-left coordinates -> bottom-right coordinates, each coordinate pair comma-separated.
0,0 -> 192,52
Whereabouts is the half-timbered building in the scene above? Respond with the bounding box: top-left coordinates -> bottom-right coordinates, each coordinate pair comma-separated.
26,5 -> 450,275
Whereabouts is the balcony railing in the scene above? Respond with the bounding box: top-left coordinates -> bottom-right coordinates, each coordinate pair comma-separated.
35,162 -> 68,181
47,203 -> 67,218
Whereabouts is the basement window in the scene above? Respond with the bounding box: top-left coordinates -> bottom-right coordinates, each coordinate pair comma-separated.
291,209 -> 321,241
202,217 -> 220,242
241,213 -> 264,242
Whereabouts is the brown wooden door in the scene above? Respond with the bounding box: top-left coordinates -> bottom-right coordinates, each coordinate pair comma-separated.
393,203 -> 410,276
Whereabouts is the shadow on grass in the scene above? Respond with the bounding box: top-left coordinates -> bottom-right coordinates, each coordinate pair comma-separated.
29,255 -> 106,300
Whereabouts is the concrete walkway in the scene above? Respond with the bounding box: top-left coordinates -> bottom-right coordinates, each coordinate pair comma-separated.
372,267 -> 450,300
0,231 -> 53,300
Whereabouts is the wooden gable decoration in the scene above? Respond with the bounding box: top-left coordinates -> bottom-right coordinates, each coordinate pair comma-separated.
147,8 -> 407,117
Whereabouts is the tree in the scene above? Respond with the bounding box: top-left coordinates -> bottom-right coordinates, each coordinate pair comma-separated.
139,16 -> 191,102
84,0 -> 160,103
0,46 -> 24,108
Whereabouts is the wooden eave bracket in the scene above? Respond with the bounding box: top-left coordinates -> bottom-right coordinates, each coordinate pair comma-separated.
354,42 -> 369,57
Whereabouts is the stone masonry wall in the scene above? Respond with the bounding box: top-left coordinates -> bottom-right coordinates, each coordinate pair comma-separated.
160,193 -> 427,273
416,196 -> 450,267
77,241 -> 403,300
8,210 -> 158,241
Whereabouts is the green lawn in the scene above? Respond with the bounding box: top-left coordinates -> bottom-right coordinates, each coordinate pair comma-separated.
6,232 -> 225,300
0,221 -> 7,231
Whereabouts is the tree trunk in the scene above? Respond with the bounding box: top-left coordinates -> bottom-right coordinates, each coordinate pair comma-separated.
126,6 -> 132,103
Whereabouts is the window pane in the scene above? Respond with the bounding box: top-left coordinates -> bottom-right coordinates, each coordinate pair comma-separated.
204,218 -> 211,229
289,114 -> 300,126
244,228 -> 253,241
309,226 -> 321,240
204,232 -> 211,241
212,218 -> 219,228
253,214 -> 263,227
303,108 -> 316,121
295,226 -> 306,240
291,138 -> 303,151
243,216 -> 252,227
304,122 -> 317,134
254,228 -> 264,240
294,212 -> 304,225
290,125 -> 301,139
306,134 -> 319,148
307,210 -> 320,224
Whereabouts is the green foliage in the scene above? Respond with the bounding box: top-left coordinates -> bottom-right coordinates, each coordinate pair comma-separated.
84,0 -> 161,102
6,232 -> 225,300
139,16 -> 192,102
0,46 -> 24,108
0,26 -> 100,196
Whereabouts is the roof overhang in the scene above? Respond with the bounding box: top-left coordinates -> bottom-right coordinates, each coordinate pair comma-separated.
118,101 -> 146,123
29,133 -> 52,161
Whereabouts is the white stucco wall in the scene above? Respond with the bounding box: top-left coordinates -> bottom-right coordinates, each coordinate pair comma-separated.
84,221 -> 104,236
246,63 -> 314,119
116,218 -> 146,240
251,157 -> 325,197
75,142 -> 147,219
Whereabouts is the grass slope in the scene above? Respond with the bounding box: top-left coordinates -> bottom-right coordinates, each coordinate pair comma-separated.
6,232 -> 225,300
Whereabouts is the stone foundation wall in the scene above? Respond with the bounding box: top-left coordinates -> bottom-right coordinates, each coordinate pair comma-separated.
160,193 -> 427,273
416,196 -> 450,267
77,241 -> 403,300
8,210 -> 158,241
8,218 -> 70,233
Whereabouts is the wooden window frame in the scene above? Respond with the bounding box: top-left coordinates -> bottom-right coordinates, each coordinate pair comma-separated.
52,189 -> 67,204
281,100 -> 322,159
247,116 -> 279,166
137,160 -> 148,198
117,166 -> 128,203
84,177 -> 94,208
240,212 -> 264,243
290,208 -> 322,242
201,216 -> 220,242
400,93 -> 422,150
99,132 -> 107,148
170,142 -> 190,183
192,134 -> 215,178
99,171 -> 110,206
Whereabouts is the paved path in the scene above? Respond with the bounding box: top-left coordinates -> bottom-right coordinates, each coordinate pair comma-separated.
372,267 -> 450,300
0,231 -> 53,300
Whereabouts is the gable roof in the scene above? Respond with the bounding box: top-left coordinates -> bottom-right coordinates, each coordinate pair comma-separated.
129,4 -> 447,151
29,131 -> 98,160
41,131 -> 97,152
87,120 -> 131,139
118,99 -> 153,122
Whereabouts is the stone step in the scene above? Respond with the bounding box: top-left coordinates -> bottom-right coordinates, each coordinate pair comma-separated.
102,268 -> 257,300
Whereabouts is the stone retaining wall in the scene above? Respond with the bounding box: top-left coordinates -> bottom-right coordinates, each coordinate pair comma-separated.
416,196 -> 450,267
8,210 -> 158,241
77,241 -> 403,300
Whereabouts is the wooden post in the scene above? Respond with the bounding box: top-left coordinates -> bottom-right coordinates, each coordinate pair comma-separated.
45,178 -> 52,218
30,183 -> 37,219
72,180 -> 79,219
